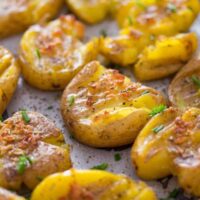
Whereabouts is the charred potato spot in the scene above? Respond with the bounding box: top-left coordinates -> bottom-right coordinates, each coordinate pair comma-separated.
131,107 -> 200,197
116,0 -> 200,36
0,187 -> 25,200
66,0 -> 110,24
134,33 -> 198,81
61,61 -> 166,148
31,169 -> 158,200
169,54 -> 200,109
0,0 -> 63,38
19,15 -> 99,90
0,111 -> 71,190
0,46 -> 20,115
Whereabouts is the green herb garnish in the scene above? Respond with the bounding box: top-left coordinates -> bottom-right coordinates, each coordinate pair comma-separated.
128,16 -> 133,25
114,153 -> 121,161
142,90 -> 150,95
47,106 -> 53,110
21,110 -> 31,123
160,188 -> 180,200
0,116 -> 3,122
149,105 -> 167,117
135,0 -> 147,10
35,48 -> 41,59
152,124 -> 164,133
68,95 -> 75,106
191,75 -> 200,88
150,34 -> 155,41
91,163 -> 108,170
100,29 -> 107,37
17,155 -> 32,175
167,3 -> 177,13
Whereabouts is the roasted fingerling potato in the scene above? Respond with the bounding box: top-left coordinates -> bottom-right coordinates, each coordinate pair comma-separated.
0,187 -> 25,200
0,46 -> 20,115
19,15 -> 99,90
66,0 -> 110,24
100,28 -> 154,66
131,107 -> 200,197
61,61 -> 166,148
0,111 -> 71,191
31,169 -> 158,200
169,53 -> 200,110
0,0 -> 63,38
134,33 -> 198,81
116,0 -> 200,36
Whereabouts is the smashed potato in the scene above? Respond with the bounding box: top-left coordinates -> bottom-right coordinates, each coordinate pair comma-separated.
0,46 -> 20,115
100,28 -> 154,66
134,33 -> 198,81
19,15 -> 99,90
31,169 -> 158,200
0,187 -> 25,200
66,0 -> 110,24
0,0 -> 63,38
169,53 -> 200,109
131,107 -> 200,197
0,111 -> 71,190
61,61 -> 166,148
116,0 -> 200,36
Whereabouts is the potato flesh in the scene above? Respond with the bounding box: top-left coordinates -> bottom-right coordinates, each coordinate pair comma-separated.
169,54 -> 200,109
116,0 -> 200,36
0,187 -> 25,200
61,61 -> 165,148
0,46 -> 20,115
134,33 -> 198,81
19,15 -> 99,90
31,169 -> 158,200
131,107 -> 200,197
0,0 -> 63,38
0,111 -> 71,190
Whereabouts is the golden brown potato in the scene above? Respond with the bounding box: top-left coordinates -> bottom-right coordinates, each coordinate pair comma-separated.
0,46 -> 20,115
116,0 -> 200,36
169,53 -> 200,110
61,61 -> 166,148
66,0 -> 110,24
0,0 -> 63,38
0,111 -> 71,191
19,15 -> 99,90
131,107 -> 200,197
31,169 -> 158,200
0,187 -> 25,200
134,33 -> 198,81
100,28 -> 154,66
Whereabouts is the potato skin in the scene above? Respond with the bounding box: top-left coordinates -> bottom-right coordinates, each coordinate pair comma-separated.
31,169 -> 158,200
0,187 -> 25,200
66,0 -> 110,24
131,107 -> 200,197
134,33 -> 198,81
100,28 -> 154,66
0,0 -> 63,38
0,111 -> 71,190
0,46 -> 20,115
169,54 -> 200,110
19,15 -> 99,90
61,61 -> 166,148
116,0 -> 200,36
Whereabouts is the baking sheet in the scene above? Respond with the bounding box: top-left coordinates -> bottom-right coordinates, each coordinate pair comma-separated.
1,8 -> 200,199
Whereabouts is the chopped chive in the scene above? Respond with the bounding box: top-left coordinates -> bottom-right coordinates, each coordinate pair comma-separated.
114,153 -> 121,161
100,29 -> 107,37
135,0 -> 146,10
191,75 -> 200,88
21,110 -> 31,123
150,34 -> 155,41
17,155 -> 32,175
91,163 -> 108,170
149,105 -> 167,117
128,16 -> 133,25
167,3 -> 177,13
0,116 -> 3,122
152,124 -> 164,133
160,188 -> 180,200
36,176 -> 43,181
35,48 -> 41,59
142,90 -> 150,95
68,95 -> 75,106
47,106 -> 53,110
